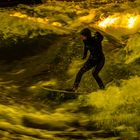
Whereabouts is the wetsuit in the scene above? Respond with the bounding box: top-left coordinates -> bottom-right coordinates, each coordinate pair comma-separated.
73,33 -> 105,90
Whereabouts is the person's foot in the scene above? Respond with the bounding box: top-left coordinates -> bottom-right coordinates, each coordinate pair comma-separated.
65,88 -> 75,92
100,85 -> 105,90
65,84 -> 78,92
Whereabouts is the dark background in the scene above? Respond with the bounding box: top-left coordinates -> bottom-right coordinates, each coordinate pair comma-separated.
0,0 -> 42,7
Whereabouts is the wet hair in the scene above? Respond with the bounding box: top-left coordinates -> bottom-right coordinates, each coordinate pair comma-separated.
80,28 -> 92,39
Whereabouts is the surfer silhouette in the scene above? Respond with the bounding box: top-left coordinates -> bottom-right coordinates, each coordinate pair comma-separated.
71,28 -> 105,91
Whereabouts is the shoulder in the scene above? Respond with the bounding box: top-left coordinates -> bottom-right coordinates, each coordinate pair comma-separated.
95,32 -> 104,41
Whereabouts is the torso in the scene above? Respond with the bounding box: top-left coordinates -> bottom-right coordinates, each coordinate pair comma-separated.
84,36 -> 104,60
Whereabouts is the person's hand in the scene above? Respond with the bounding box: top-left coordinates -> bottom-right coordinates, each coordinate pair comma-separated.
82,56 -> 86,60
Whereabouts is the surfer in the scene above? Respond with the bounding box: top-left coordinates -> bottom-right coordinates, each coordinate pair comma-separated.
71,28 -> 105,91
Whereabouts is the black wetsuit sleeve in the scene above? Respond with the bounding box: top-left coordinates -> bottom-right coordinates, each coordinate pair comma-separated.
82,42 -> 88,59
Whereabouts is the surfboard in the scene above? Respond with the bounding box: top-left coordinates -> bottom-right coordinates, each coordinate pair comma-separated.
40,87 -> 87,102
42,87 -> 85,94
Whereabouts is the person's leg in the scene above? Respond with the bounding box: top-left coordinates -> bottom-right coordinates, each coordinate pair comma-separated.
92,57 -> 105,89
72,60 -> 94,91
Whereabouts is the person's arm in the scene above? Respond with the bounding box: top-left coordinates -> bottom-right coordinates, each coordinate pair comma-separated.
82,41 -> 88,59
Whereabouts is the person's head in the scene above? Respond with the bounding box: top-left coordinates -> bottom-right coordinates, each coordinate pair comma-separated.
80,28 -> 92,40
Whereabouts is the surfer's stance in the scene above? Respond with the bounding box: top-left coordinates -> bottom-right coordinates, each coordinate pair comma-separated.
71,28 -> 105,91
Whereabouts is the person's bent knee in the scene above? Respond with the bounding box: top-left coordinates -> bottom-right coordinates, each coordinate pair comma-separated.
79,67 -> 87,74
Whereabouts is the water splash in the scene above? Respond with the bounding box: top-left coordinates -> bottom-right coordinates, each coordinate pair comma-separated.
98,14 -> 140,30
10,12 -> 49,24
